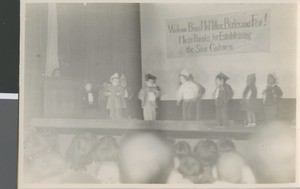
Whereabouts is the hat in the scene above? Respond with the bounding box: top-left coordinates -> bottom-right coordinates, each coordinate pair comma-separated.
179,69 -> 190,78
110,73 -> 119,82
268,73 -> 278,83
145,73 -> 156,81
247,73 -> 256,82
216,72 -> 229,81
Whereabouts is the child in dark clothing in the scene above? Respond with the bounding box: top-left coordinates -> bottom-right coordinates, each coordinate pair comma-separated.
212,73 -> 234,127
262,73 -> 283,121
242,73 -> 258,127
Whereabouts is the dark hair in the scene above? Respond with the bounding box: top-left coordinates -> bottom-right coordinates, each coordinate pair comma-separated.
217,139 -> 236,153
93,136 -> 118,162
175,141 -> 192,157
193,140 -> 218,166
178,155 -> 203,179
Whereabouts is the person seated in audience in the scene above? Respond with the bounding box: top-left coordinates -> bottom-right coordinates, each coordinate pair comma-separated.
138,73 -> 161,121
65,133 -> 96,171
91,136 -> 120,183
247,121 -> 295,183
212,72 -> 234,127
213,152 -> 256,184
82,82 -> 97,118
175,140 -> 192,157
262,73 -> 283,122
24,129 -> 59,160
105,73 -> 126,120
168,155 -> 203,184
118,130 -> 174,183
217,139 -> 236,153
176,69 -> 200,120
25,151 -> 67,183
193,140 -> 218,183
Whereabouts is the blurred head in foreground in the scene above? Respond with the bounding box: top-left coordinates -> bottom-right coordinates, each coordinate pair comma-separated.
247,121 -> 295,183
118,130 -> 174,183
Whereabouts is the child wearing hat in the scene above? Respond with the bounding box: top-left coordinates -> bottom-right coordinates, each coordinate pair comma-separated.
138,74 -> 161,121
176,69 -> 200,120
105,73 -> 126,120
262,73 -> 283,121
242,73 -> 258,127
212,72 -> 234,127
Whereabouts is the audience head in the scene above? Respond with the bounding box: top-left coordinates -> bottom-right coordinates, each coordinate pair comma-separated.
118,130 -> 174,183
24,129 -> 59,160
175,140 -> 192,157
247,121 -> 295,183
194,140 -> 218,166
93,136 -> 118,162
217,139 -> 236,153
216,152 -> 245,183
177,155 -> 203,183
65,133 -> 96,171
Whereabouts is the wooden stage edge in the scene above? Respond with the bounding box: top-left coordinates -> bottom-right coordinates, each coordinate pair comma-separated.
30,118 -> 258,140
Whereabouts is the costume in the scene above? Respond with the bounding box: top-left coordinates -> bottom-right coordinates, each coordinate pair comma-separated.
262,73 -> 283,121
138,74 -> 161,120
242,73 -> 258,127
120,74 -> 132,119
176,69 -> 200,120
213,73 -> 233,127
105,73 -> 126,120
82,83 -> 97,118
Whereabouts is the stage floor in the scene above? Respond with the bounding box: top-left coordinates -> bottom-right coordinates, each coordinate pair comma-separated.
30,118 -> 258,140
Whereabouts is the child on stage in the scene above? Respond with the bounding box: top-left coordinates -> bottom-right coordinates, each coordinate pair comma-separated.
176,69 -> 200,120
242,73 -> 258,127
262,73 -> 283,121
138,74 -> 161,121
212,72 -> 233,127
105,73 -> 126,120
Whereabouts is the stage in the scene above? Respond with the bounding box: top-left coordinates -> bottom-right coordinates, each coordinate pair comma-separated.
31,118 -> 257,140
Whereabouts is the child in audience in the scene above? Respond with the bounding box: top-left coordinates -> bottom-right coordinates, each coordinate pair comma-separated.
175,140 -> 192,157
212,72 -> 234,127
65,133 -> 96,171
92,136 -> 120,183
193,140 -> 218,183
168,155 -> 203,184
82,82 -> 97,118
176,69 -> 200,120
105,73 -> 126,120
213,152 -> 256,184
242,73 -> 258,127
138,74 -> 161,120
262,73 -> 283,121
118,131 -> 174,183
217,139 -> 236,153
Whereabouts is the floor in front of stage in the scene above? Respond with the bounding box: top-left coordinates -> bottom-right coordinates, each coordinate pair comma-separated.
30,118 -> 259,140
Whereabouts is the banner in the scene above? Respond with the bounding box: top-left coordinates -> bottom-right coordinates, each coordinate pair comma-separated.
166,10 -> 270,58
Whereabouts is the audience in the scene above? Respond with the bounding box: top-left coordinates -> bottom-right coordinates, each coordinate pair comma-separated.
23,121 -> 295,184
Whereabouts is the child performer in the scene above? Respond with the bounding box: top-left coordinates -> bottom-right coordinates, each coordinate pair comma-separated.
262,73 -> 283,121
242,73 -> 258,127
82,82 -> 97,118
120,74 -> 133,119
105,73 -> 126,120
176,69 -> 200,120
212,72 -> 233,127
138,74 -> 161,121
189,74 -> 206,120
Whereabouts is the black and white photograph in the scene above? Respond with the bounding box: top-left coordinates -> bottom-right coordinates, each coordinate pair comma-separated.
18,1 -> 298,188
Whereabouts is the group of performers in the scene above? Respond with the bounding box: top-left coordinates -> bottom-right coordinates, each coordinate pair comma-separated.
82,69 -> 283,127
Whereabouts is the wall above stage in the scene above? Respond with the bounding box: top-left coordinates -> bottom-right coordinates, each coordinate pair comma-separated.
140,4 -> 297,100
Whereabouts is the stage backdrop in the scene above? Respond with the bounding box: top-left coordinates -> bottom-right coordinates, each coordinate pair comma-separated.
140,4 -> 297,100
